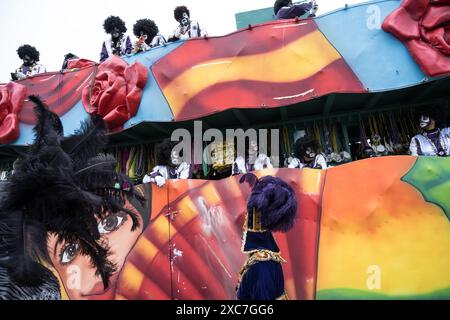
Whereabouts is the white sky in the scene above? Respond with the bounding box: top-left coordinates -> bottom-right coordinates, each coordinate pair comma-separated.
0,0 -> 363,83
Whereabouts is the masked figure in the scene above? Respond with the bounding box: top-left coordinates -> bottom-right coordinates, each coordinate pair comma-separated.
142,138 -> 192,187
287,136 -> 327,169
237,174 -> 298,300
409,107 -> 450,157
232,140 -> 273,176
132,18 -> 166,53
168,6 -> 207,41
0,96 -> 146,300
100,16 -> 133,62
274,0 -> 319,20
12,45 -> 46,81
207,141 -> 235,179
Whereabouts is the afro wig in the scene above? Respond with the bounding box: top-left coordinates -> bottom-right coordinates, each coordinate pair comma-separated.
240,174 -> 298,233
17,44 -> 40,62
155,138 -> 178,166
103,15 -> 127,34
415,105 -> 442,123
294,136 -> 319,159
274,0 -> 291,14
174,5 -> 190,22
133,19 -> 159,45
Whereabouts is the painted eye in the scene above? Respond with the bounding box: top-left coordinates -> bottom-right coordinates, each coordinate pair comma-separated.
60,243 -> 79,265
98,213 -> 126,234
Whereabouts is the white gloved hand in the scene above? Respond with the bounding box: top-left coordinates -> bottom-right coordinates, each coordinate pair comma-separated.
288,158 -> 301,169
142,174 -> 151,184
154,175 -> 166,187
174,27 -> 183,38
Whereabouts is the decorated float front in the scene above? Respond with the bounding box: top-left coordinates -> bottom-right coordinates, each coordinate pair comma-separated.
0,0 -> 449,300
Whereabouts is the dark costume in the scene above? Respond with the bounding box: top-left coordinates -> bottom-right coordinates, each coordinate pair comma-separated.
61,53 -> 79,70
142,138 -> 192,187
100,16 -> 133,62
133,19 -> 166,53
0,96 -> 144,299
409,107 -> 450,156
287,136 -> 327,169
237,174 -> 298,300
231,140 -> 273,176
13,45 -> 46,80
207,141 -> 234,179
168,6 -> 207,41
274,0 -> 318,20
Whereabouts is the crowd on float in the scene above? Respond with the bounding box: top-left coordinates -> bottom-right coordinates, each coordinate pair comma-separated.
10,1 -> 318,80
5,0 -> 450,190
11,5 -> 208,80
1,0 -> 450,302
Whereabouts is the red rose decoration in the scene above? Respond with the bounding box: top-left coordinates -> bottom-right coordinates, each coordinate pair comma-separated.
0,82 -> 27,144
66,58 -> 96,70
382,0 -> 450,77
82,55 -> 148,131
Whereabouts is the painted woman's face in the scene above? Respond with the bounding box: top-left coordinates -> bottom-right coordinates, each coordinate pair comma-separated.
47,197 -> 144,300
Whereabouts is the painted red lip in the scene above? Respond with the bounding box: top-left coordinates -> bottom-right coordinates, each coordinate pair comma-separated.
81,273 -> 119,299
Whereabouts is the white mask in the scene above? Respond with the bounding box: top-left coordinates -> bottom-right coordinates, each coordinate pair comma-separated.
171,150 -> 181,166
419,115 -> 431,129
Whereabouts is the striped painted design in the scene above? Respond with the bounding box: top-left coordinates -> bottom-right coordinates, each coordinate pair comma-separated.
153,19 -> 365,121
115,169 -> 324,300
17,65 -> 95,124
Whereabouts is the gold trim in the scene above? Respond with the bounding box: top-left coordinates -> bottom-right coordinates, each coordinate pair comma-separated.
241,209 -> 267,254
237,250 -> 288,297
277,292 -> 289,300
243,209 -> 267,233
238,250 -> 287,282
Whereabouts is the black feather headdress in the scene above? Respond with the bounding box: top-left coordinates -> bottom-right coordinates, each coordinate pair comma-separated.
0,96 -> 141,290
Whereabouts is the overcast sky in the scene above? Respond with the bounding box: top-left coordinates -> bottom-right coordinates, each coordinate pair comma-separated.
0,0 -> 363,83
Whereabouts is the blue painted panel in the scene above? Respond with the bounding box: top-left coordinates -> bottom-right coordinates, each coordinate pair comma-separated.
11,100 -> 90,146
122,42 -> 184,128
316,0 -> 429,91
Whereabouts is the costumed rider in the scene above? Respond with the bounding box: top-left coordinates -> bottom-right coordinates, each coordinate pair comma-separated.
61,53 -> 79,71
409,106 -> 450,157
286,136 -> 327,169
237,173 -> 298,300
132,18 -> 166,53
232,140 -> 273,176
168,5 -> 207,42
274,0 -> 319,20
207,141 -> 235,179
0,96 -> 145,300
12,45 -> 46,80
100,16 -> 133,62
143,138 -> 192,187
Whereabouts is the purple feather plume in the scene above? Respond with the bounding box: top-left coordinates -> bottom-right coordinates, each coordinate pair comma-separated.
240,175 -> 298,233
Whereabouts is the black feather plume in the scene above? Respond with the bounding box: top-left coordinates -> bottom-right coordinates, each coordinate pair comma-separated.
61,114 -> 108,167
29,95 -> 63,152
0,97 -> 141,293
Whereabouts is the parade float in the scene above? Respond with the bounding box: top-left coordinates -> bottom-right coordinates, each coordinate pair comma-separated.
0,0 -> 449,300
